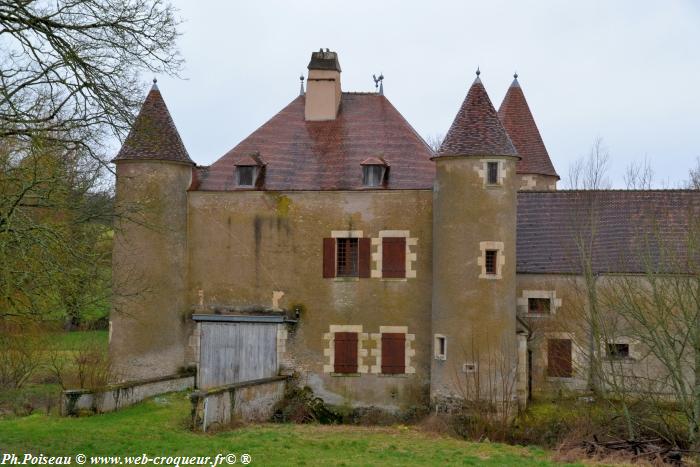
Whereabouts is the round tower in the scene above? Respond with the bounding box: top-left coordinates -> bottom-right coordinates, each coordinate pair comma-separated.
431,71 -> 520,408
110,81 -> 194,381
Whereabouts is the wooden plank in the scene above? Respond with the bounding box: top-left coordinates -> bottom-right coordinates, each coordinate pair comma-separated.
358,237 -> 371,278
199,323 -> 278,389
322,238 -> 336,278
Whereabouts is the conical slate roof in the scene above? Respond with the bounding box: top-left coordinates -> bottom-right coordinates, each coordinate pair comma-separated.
498,76 -> 558,177
437,74 -> 518,158
114,82 -> 193,164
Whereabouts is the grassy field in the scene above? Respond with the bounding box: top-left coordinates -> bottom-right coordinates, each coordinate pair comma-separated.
0,330 -> 109,415
0,392 -> 579,466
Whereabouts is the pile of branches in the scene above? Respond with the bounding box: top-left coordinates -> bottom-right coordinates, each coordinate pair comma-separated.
582,435 -> 686,465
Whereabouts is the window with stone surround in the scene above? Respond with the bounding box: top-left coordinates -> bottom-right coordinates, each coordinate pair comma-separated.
323,232 -> 370,279
528,297 -> 551,314
487,161 -> 499,185
485,250 -> 497,275
323,325 -> 368,375
370,326 -> 416,375
434,334 -> 447,360
478,241 -> 504,279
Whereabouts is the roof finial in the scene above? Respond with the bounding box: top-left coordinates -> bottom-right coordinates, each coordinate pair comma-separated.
513,71 -> 518,79
373,73 -> 384,95
299,74 -> 305,96
151,77 -> 159,91
476,66 -> 480,77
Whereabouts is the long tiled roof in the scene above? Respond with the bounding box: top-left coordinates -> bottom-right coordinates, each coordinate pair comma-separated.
437,77 -> 518,158
114,84 -> 193,164
498,78 -> 558,177
198,93 -> 435,191
517,190 -> 700,274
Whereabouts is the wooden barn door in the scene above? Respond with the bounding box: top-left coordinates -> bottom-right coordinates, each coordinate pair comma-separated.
198,322 -> 278,389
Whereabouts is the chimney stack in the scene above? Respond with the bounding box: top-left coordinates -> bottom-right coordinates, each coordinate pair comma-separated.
304,49 -> 342,121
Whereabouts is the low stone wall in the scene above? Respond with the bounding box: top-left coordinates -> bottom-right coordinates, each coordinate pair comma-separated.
62,374 -> 195,416
190,376 -> 287,432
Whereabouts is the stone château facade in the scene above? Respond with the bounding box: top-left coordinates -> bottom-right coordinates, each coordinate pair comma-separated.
109,50 -> 699,411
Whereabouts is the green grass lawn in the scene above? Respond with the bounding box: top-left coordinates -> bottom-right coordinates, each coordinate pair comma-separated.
48,329 -> 108,351
0,392 -> 579,466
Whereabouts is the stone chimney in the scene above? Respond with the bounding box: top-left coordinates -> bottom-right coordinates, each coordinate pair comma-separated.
304,49 -> 342,121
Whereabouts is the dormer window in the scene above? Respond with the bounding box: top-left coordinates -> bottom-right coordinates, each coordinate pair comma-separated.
236,166 -> 257,187
233,152 -> 266,189
361,157 -> 389,187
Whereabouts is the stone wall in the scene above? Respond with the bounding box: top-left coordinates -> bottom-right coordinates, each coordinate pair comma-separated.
190,376 -> 288,431
61,374 -> 194,416
187,190 -> 433,410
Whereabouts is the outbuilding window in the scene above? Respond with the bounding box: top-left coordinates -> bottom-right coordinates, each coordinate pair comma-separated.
528,297 -> 551,314
606,343 -> 630,360
547,338 -> 573,378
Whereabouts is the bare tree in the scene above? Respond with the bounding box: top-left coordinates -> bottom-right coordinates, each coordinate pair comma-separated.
0,0 -> 182,160
0,1 -> 181,322
624,156 -> 654,190
425,133 -> 444,153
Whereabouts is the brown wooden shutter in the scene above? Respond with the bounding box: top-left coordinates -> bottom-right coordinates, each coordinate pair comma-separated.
334,332 -> 358,373
547,339 -> 572,377
358,237 -> 371,278
382,237 -> 406,278
381,333 -> 406,374
323,238 -> 336,278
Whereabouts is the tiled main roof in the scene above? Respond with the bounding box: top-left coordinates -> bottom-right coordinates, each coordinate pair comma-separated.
498,78 -> 558,178
437,77 -> 518,158
114,84 -> 193,165
198,93 -> 435,191
517,190 -> 700,274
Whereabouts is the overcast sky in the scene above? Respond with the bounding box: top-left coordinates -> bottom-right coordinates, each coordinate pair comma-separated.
151,0 -> 700,188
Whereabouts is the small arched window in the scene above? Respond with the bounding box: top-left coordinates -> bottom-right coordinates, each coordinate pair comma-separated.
361,157 -> 389,188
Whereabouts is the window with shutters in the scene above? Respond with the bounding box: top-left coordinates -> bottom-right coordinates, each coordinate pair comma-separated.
334,332 -> 358,374
323,236 -> 370,279
381,333 -> 406,374
547,338 -> 573,378
382,237 -> 406,278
